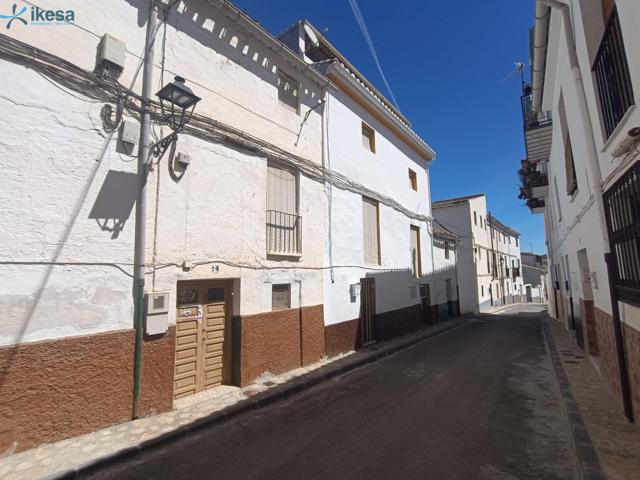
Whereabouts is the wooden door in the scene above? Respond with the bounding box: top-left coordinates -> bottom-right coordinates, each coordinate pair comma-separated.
201,286 -> 227,389
174,282 -> 230,400
360,278 -> 376,346
174,285 -> 201,399
421,283 -> 432,324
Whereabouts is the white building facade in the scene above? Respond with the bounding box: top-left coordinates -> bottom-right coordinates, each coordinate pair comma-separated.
433,194 -> 522,313
0,1 -> 451,452
280,21 -> 445,352
520,0 -> 640,420
0,0 -> 330,452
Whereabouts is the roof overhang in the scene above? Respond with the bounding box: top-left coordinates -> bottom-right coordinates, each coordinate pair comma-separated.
320,61 -> 435,162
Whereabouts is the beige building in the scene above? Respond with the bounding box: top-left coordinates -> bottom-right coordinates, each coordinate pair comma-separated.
432,194 -> 522,314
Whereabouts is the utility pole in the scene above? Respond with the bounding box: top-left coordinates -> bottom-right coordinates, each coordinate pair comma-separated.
132,0 -> 158,420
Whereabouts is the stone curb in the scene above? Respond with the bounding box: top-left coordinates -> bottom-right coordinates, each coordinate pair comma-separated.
44,318 -> 469,479
541,319 -> 606,480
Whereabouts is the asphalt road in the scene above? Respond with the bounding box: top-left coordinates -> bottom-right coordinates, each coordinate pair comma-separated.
88,305 -> 577,480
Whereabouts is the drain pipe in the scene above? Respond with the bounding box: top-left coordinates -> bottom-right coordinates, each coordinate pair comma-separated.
132,0 -> 158,420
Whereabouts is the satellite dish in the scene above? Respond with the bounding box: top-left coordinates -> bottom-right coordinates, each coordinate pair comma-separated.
303,23 -> 319,47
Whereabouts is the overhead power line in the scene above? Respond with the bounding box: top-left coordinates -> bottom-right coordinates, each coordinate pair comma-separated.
348,0 -> 400,108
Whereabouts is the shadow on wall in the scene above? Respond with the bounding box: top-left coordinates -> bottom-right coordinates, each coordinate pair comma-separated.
88,170 -> 138,239
125,0 -> 321,114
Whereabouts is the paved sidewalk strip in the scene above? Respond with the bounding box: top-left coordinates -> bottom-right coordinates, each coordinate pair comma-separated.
0,318 -> 468,480
546,315 -> 640,480
542,319 -> 604,480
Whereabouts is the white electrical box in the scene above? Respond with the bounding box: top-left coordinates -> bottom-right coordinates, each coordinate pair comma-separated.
119,120 -> 139,145
349,283 -> 360,303
147,292 -> 169,315
176,152 -> 191,165
98,34 -> 126,70
145,312 -> 168,336
145,292 -> 170,335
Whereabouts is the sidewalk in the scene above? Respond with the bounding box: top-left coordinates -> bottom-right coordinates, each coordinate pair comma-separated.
484,301 -> 541,315
547,315 -> 640,480
0,318 -> 468,480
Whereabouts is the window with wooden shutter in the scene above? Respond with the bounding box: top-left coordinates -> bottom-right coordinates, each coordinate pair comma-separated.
362,197 -> 380,265
410,225 -> 421,276
601,0 -> 615,21
564,132 -> 578,195
267,163 -> 301,255
278,72 -> 299,113
362,123 -> 376,153
408,169 -> 417,191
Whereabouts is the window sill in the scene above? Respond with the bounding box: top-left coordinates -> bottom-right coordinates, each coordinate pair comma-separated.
267,252 -> 302,260
568,189 -> 579,203
601,105 -> 637,153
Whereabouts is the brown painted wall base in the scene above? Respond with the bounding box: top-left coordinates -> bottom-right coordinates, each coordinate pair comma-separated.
593,306 -> 640,421
324,303 -> 433,359
324,319 -> 358,357
239,305 -> 325,386
580,299 -> 599,356
0,327 -> 174,453
374,304 -> 423,341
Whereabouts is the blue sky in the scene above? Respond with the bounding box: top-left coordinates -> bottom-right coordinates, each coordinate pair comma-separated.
233,0 -> 545,254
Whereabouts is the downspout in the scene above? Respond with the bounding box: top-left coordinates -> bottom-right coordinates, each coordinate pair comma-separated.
537,0 -> 633,422
132,0 -> 158,420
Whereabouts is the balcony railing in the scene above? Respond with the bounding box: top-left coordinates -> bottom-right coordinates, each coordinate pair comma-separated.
520,86 -> 553,165
518,160 -> 549,201
521,90 -> 552,130
593,7 -> 635,140
266,210 -> 302,256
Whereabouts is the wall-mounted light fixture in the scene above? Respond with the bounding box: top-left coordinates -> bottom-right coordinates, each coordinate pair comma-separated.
156,75 -> 201,132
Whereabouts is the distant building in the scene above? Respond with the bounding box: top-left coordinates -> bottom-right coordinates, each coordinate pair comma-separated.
432,194 -> 523,314
521,252 -> 547,302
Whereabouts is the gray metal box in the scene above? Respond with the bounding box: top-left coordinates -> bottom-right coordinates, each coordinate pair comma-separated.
98,34 -> 126,70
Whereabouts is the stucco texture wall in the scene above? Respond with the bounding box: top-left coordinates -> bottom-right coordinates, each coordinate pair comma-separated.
0,328 -> 174,452
238,305 -> 324,385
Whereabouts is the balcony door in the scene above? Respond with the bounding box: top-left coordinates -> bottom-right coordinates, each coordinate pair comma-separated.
267,163 -> 300,255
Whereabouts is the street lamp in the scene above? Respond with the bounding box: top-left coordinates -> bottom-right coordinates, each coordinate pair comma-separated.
156,75 -> 201,132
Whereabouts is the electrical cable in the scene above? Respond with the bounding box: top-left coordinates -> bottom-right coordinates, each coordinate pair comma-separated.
0,32 -> 433,225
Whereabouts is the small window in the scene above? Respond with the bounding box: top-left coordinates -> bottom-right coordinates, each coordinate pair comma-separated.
362,123 -> 376,153
478,248 -> 482,259
445,242 -> 450,259
474,211 -> 477,225
278,72 -> 299,113
410,225 -> 422,277
362,196 -> 380,264
408,169 -> 417,191
272,284 -> 291,310
516,238 -> 519,247
481,285 -> 484,297
565,132 -> 578,196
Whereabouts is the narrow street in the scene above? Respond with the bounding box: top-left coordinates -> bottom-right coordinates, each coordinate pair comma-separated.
88,305 -> 578,480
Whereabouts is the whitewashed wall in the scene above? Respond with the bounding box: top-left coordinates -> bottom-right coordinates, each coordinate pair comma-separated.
0,0 -> 326,345
322,87 -> 433,325
432,203 -> 476,314
540,0 -> 640,329
431,237 -> 458,307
